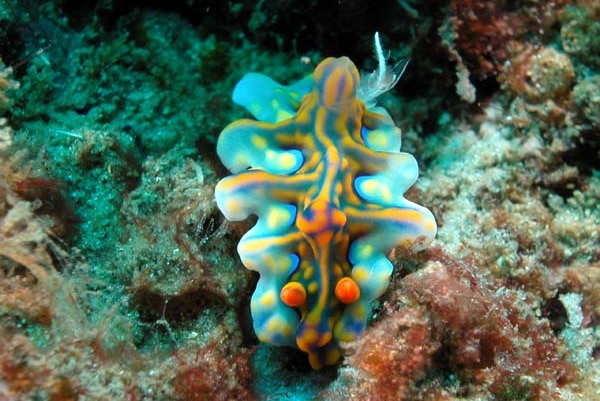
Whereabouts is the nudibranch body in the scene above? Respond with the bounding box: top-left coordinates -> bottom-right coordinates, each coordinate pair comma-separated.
215,55 -> 436,369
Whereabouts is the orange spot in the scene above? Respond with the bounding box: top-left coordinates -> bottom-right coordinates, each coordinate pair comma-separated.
335,277 -> 360,304
280,282 -> 307,307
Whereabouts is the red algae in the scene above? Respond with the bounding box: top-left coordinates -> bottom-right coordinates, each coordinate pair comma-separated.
172,341 -> 255,401
329,249 -> 576,401
407,252 -> 574,400
340,307 -> 439,401
449,0 -> 570,79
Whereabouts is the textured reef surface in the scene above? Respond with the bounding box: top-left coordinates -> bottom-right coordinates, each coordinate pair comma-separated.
0,0 -> 599,400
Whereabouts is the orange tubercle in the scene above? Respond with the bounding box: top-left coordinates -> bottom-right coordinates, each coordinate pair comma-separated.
335,277 -> 360,304
280,282 -> 307,307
